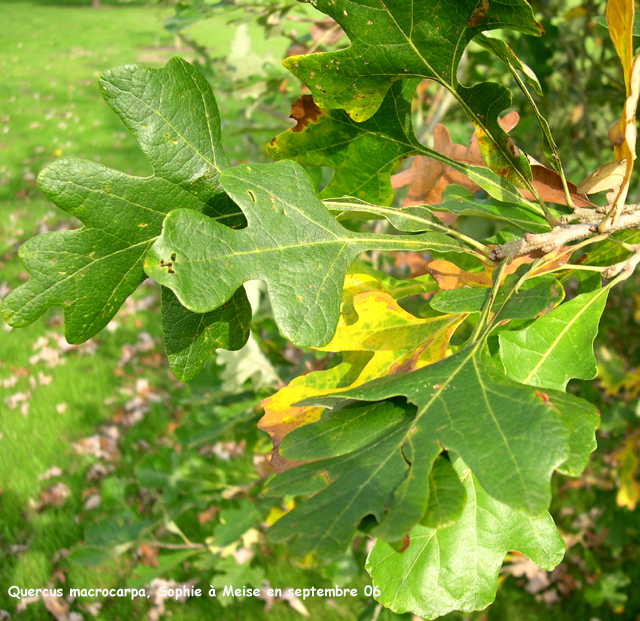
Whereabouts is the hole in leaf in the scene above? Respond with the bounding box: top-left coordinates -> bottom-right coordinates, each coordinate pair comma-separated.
247,190 -> 256,203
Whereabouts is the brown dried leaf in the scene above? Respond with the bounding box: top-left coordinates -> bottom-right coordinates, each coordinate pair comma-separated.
38,466 -> 63,482
31,483 -> 71,511
426,260 -> 491,290
608,54 -> 640,220
392,113 -> 594,209
197,506 -> 219,525
427,247 -> 572,292
138,543 -> 159,568
288,95 -> 323,132
41,591 -> 69,621
528,163 -> 595,207
504,553 -> 552,594
390,251 -> 431,277
577,159 -> 626,195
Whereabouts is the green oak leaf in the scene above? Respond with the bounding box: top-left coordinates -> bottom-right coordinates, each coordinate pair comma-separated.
145,159 -> 468,348
434,187 -> 552,234
370,426 -> 442,544
265,399 -> 419,562
1,57 -> 250,377
161,287 -> 251,381
269,82 -> 542,210
367,455 -> 565,620
430,278 -> 561,320
285,0 -> 542,188
304,347 -> 597,515
474,33 -> 564,174
421,455 -> 467,529
499,286 -> 610,391
267,80 -> 419,205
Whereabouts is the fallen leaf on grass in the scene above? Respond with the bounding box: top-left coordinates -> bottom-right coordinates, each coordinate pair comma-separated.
147,578 -> 199,621
30,483 -> 71,511
38,371 -> 52,385
38,466 -> 63,481
79,602 -> 102,617
0,375 -> 18,388
29,332 -> 97,368
72,433 -> 119,462
85,462 -> 112,482
83,494 -> 102,510
117,332 -> 156,368
259,580 -> 310,617
4,391 -> 30,414
113,379 -> 164,426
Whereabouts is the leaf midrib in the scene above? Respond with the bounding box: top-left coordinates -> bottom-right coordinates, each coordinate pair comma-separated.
521,287 -> 608,384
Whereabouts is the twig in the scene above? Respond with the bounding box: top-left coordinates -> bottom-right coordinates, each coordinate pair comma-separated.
602,245 -> 640,279
490,207 -> 640,262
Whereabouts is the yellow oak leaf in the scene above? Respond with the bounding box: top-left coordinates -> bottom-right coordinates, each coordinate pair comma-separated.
259,275 -> 465,472
601,0 -> 640,223
607,0 -> 634,95
613,431 -> 640,510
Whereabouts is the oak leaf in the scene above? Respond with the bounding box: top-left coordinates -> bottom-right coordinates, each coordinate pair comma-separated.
259,271 -> 464,472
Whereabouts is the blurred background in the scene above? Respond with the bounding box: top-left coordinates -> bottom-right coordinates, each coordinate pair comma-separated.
1,0 -> 640,619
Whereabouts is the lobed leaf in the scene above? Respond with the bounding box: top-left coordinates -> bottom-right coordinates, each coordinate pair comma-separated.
367,455 -> 565,620
304,347 -> 598,515
1,57 -> 251,378
145,160 -> 467,348
265,399 -> 419,561
267,81 -> 420,205
259,268 -> 459,471
285,0 -> 543,187
499,286 -> 610,391
161,287 -> 251,381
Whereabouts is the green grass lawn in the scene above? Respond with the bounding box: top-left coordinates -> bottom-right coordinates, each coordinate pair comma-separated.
0,4 -> 300,619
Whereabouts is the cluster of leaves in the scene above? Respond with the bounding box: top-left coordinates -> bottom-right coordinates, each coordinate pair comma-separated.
5,0 -> 640,618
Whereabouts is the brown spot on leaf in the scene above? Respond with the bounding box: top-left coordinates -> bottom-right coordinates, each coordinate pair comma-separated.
398,534 -> 411,553
535,391 -> 553,407
467,0 -> 489,28
290,95 -> 323,132
159,259 -> 175,275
